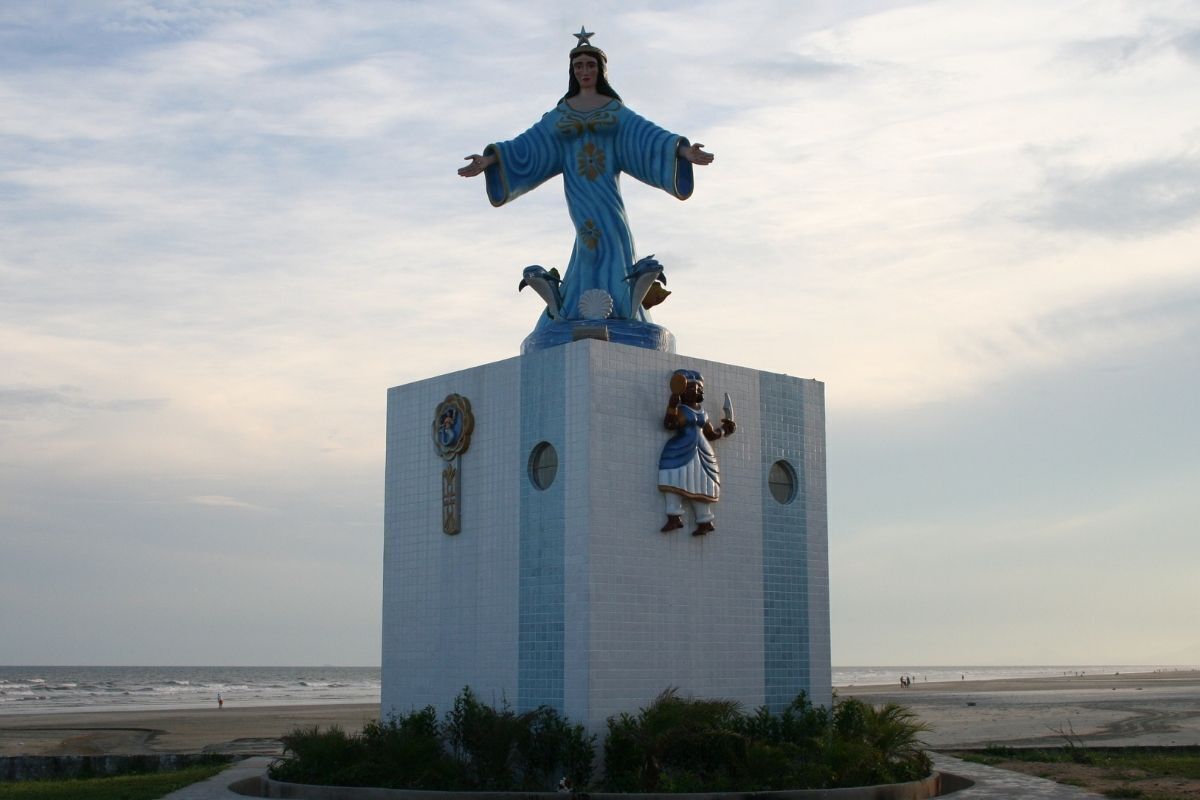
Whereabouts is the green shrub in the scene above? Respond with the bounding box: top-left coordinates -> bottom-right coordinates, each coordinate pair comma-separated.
513,705 -> 595,789
271,688 -> 593,791
603,689 -> 930,792
603,688 -> 748,792
355,708 -> 462,788
444,687 -> 520,788
825,698 -> 931,786
273,725 -> 365,786
271,687 -> 930,793
443,687 -> 595,790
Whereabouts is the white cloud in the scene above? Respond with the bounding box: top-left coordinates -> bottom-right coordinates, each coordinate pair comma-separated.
188,495 -> 267,511
2,0 -> 1198,666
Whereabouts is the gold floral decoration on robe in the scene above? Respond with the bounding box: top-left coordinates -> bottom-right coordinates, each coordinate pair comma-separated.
577,143 -> 605,181
579,219 -> 600,250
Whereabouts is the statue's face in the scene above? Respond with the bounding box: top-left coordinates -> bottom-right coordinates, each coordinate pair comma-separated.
572,55 -> 599,89
684,381 -> 704,404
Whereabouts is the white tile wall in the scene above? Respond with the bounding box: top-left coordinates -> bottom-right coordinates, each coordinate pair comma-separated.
382,340 -> 830,729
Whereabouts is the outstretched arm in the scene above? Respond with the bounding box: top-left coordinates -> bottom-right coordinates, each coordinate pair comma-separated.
458,153 -> 497,177
678,142 -> 714,165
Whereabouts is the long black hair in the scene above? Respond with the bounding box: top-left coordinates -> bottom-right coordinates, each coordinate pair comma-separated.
561,51 -> 621,103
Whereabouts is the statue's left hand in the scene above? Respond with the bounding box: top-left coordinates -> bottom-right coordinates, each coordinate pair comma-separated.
721,419 -> 736,436
679,142 -> 714,166
458,153 -> 495,177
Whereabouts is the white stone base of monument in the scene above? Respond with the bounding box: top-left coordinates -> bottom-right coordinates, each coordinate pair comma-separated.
382,339 -> 830,731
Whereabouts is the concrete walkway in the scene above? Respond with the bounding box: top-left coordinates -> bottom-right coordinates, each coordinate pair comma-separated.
159,755 -> 272,798
929,753 -> 1105,798
162,753 -> 1107,799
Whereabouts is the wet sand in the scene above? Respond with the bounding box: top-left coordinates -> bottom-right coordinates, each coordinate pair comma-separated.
843,669 -> 1200,748
0,703 -> 379,757
3,671 -> 1198,756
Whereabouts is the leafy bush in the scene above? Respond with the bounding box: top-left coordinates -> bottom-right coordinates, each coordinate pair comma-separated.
444,687 -> 594,790
827,699 -> 932,785
272,725 -> 366,786
353,708 -> 463,788
271,686 -> 929,793
270,688 -> 593,791
604,688 -> 746,791
604,689 -> 930,791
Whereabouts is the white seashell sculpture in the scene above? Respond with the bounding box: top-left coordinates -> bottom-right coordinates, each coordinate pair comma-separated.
578,288 -> 614,320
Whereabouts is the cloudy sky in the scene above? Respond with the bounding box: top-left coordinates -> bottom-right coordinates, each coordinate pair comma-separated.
2,0 -> 1198,668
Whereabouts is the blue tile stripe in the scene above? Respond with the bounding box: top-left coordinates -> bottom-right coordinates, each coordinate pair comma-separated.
759,372 -> 810,711
518,348 -> 567,712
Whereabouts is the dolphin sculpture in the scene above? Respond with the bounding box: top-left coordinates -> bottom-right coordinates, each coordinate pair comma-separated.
518,265 -> 564,320
625,254 -> 670,311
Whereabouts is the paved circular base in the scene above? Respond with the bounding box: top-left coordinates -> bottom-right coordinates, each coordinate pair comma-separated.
253,773 -> 944,799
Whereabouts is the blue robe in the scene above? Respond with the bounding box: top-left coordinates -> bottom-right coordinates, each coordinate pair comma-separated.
483,100 -> 694,326
658,405 -> 720,501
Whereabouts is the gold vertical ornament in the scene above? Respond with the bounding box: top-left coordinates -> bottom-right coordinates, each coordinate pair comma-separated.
432,394 -> 474,535
442,460 -> 460,534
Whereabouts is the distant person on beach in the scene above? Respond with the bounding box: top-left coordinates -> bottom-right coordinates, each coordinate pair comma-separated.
217,692 -> 223,709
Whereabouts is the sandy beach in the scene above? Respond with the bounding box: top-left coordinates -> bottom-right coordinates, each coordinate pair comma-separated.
3,670 -> 1198,756
0,703 -> 379,757
843,669 -> 1200,748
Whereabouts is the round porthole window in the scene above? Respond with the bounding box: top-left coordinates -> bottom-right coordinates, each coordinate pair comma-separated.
768,460 -> 797,504
528,442 -> 558,490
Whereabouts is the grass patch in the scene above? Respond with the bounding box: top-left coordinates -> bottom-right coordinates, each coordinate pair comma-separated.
0,762 -> 228,800
950,746 -> 1200,800
980,743 -> 1095,764
960,746 -> 1200,780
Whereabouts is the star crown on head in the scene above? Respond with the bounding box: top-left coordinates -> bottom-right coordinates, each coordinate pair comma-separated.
570,26 -> 605,62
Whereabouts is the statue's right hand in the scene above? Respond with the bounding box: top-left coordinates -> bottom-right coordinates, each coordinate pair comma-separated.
458,154 -> 493,177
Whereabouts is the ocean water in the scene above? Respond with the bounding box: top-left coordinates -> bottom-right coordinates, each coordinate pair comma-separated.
2,664 -> 1193,715
0,666 -> 381,715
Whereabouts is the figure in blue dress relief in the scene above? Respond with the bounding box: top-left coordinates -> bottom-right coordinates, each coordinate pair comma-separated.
457,28 -> 713,352
659,370 -> 736,536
